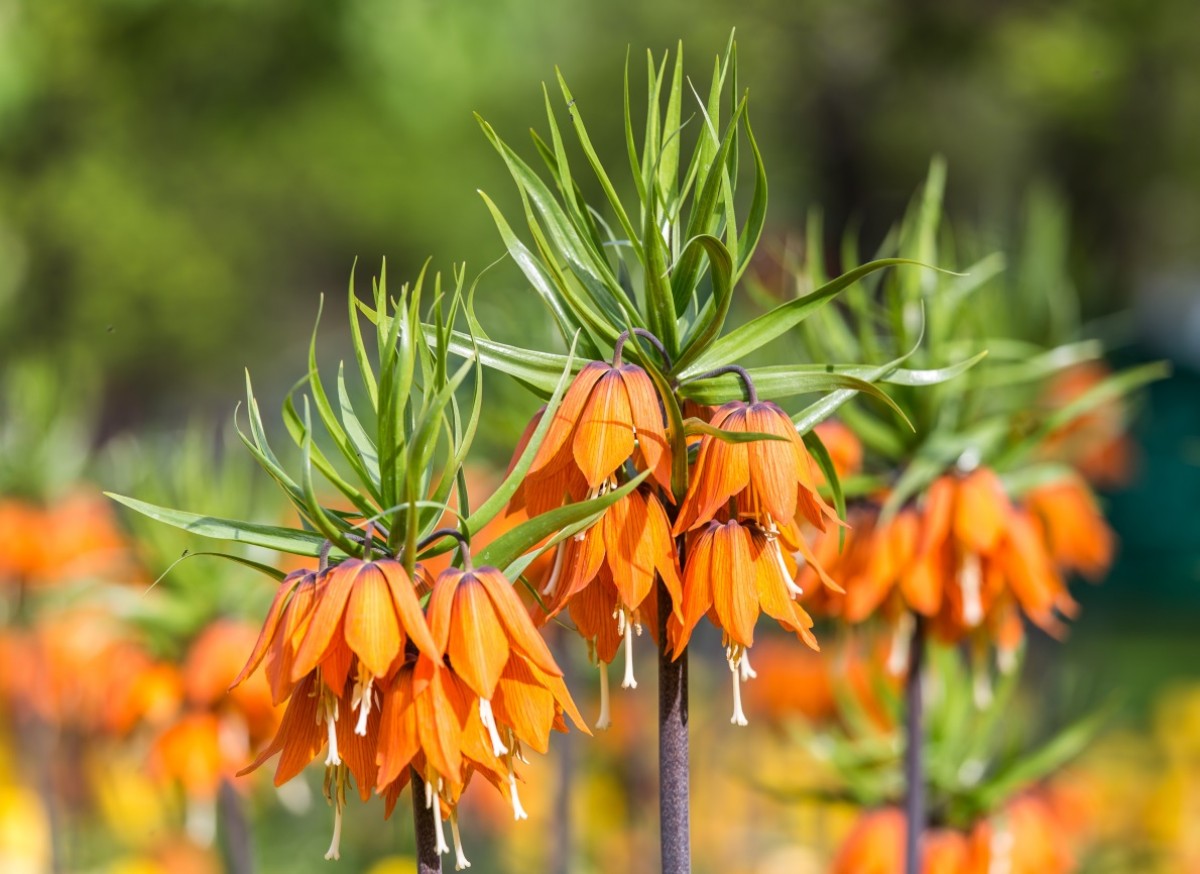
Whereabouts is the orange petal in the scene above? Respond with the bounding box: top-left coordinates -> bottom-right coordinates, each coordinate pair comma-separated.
378,560 -> 441,662
237,672 -> 323,785
620,365 -> 673,494
230,570 -> 307,690
953,468 -> 1010,554
602,490 -> 657,609
290,564 -> 356,682
414,660 -> 464,785
476,567 -> 561,678
711,521 -> 759,648
573,369 -> 635,487
447,575 -> 510,699
1000,511 -> 1065,630
376,668 -> 420,789
530,362 -> 607,475
343,564 -> 401,678
265,574 -> 318,704
673,405 -> 751,534
745,403 -> 801,524
425,568 -> 459,654
319,637 -> 355,697
492,656 -> 556,754
919,476 -> 957,556
673,526 -> 717,655
568,571 -> 622,663
646,492 -> 685,620
337,691 -> 380,801
549,522 -> 605,613
901,551 -> 945,616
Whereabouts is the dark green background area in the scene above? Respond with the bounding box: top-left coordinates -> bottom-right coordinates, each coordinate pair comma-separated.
1,0 -> 1198,425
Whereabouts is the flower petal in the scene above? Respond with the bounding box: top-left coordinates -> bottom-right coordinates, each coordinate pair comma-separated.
376,666 -> 421,789
378,560 -> 441,662
230,570 -> 307,690
602,490 -> 657,609
476,567 -> 561,678
711,522 -> 759,648
620,365 -> 672,494
673,405 -> 751,534
290,564 -> 355,682
447,576 -> 510,699
953,469 -> 1009,555
573,370 -> 635,487
530,362 -> 607,475
342,564 -> 402,678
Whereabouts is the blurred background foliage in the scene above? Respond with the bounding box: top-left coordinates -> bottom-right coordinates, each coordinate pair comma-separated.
1,0 -> 1198,422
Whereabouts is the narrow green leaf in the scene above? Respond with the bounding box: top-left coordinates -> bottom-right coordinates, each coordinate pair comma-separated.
803,430 -> 846,542
682,417 -> 789,443
475,470 -> 650,572
106,493 -> 332,557
680,259 -> 928,378
679,369 -> 910,431
184,551 -> 288,582
465,334 -> 580,533
555,70 -> 643,264
672,234 -> 734,373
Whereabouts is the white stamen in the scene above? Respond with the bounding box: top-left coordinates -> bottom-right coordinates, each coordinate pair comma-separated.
997,646 -> 1017,675
541,544 -> 567,597
324,713 -> 341,767
973,668 -> 993,709
887,612 -> 915,676
574,485 -> 605,540
425,776 -> 434,809
988,820 -> 1014,874
773,541 -> 804,597
507,770 -> 529,821
353,676 -> 374,736
615,608 -> 626,636
957,447 -> 982,473
729,654 -> 749,726
451,811 -> 471,870
479,699 -> 508,757
595,661 -> 611,730
739,650 -> 757,681
432,800 -> 450,855
324,806 -> 343,861
621,614 -> 637,689
960,552 -> 983,627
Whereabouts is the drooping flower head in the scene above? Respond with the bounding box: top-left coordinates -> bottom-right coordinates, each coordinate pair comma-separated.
673,390 -> 838,537
536,487 -> 683,724
514,332 -> 673,517
289,557 -> 441,736
1024,477 -> 1114,581
369,560 -> 587,867
666,367 -> 846,724
669,519 -> 823,725
818,467 -> 1091,679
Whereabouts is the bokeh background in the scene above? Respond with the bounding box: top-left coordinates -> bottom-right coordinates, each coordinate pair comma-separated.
1,1 -> 1198,872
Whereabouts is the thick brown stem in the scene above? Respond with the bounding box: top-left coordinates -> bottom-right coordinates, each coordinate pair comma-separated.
411,770 -> 442,874
657,578 -> 690,874
904,615 -> 926,874
217,778 -> 254,874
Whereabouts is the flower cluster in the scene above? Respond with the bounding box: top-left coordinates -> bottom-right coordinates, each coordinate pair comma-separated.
801,467 -> 1114,676
232,548 -> 585,866
515,353 -> 845,727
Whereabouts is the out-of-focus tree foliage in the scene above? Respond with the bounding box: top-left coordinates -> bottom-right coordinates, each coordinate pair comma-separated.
0,0 -> 1196,427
